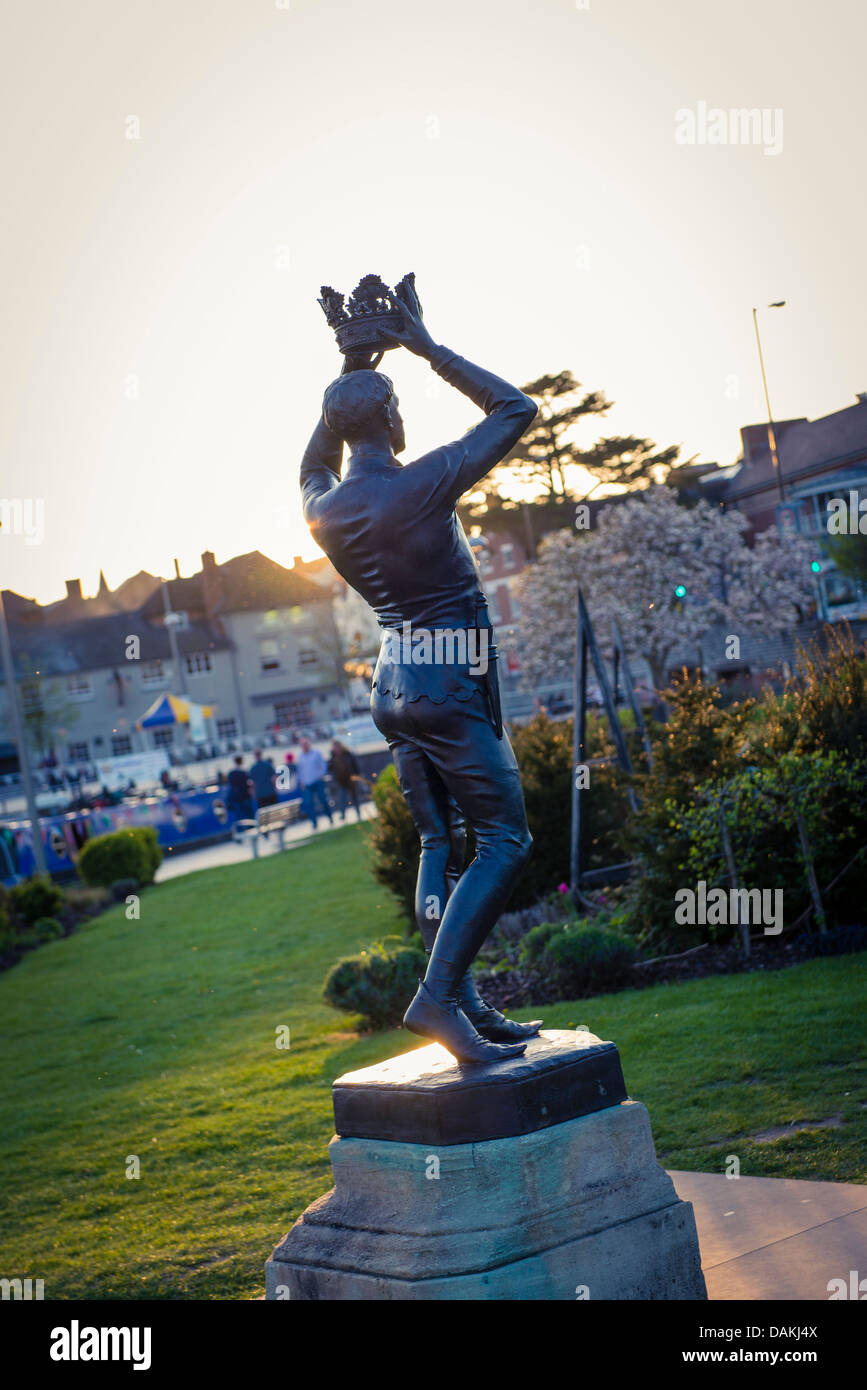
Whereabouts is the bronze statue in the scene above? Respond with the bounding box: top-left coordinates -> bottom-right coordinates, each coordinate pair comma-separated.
302,274 -> 542,1062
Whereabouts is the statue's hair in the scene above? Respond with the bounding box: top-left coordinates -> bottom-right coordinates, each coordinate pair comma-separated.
322,370 -> 394,442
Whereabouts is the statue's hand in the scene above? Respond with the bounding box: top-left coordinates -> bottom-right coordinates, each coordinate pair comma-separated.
383,285 -> 436,359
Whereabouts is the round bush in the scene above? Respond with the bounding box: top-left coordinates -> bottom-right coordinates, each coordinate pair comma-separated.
518,920 -> 567,966
135,827 -> 162,881
32,917 -> 64,941
77,828 -> 162,888
539,923 -> 638,996
10,874 -> 64,924
323,939 -> 427,1031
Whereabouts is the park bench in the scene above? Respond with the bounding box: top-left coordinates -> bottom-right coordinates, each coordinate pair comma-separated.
232,798 -> 303,857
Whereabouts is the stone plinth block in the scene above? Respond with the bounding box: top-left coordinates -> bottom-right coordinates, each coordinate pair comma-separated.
265,1030 -> 707,1300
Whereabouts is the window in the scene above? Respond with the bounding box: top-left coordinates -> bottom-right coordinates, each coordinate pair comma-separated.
501,543 -> 515,570
260,639 -> 282,672
261,609 -> 281,628
274,698 -> 312,727
68,741 -> 89,762
298,648 -> 318,667
184,651 -> 212,675
111,734 -> 132,755
217,717 -> 238,739
142,659 -> 168,687
67,673 -> 92,700
153,728 -> 174,747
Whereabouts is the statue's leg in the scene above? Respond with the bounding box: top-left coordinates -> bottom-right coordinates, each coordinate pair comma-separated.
381,722 -> 527,1062
396,693 -> 542,1059
417,695 -> 534,1015
444,796 -> 466,909
432,797 -> 541,1042
388,743 -> 457,953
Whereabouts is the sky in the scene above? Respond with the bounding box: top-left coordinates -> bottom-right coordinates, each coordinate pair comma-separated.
2,0 -> 865,604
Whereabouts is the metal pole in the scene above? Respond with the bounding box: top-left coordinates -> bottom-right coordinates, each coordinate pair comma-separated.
752,306 -> 785,503
0,587 -> 48,875
570,587 -> 587,902
161,578 -> 188,695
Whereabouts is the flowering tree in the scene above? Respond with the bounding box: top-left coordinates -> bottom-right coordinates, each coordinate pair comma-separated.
516,487 -> 815,692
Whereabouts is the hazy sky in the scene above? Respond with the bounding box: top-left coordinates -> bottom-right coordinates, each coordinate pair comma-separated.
2,0 -> 865,603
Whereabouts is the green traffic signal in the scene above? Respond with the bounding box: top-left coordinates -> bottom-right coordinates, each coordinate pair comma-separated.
674,584 -> 687,598
810,560 -> 822,573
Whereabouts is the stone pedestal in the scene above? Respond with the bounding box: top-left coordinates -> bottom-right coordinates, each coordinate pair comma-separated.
266,1030 -> 707,1300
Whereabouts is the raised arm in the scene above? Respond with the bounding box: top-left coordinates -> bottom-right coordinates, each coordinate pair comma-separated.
424,345 -> 537,499
299,416 -> 343,521
384,283 -> 537,504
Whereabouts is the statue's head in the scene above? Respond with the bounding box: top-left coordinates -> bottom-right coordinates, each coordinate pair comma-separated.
322,370 -> 406,454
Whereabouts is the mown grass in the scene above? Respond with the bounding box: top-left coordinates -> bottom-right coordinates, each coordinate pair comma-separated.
0,823 -> 864,1299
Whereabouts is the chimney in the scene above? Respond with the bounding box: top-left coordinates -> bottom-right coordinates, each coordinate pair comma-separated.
857,392 -> 867,405
200,550 -> 220,617
65,578 -> 82,602
174,558 -> 182,579
293,555 -> 304,569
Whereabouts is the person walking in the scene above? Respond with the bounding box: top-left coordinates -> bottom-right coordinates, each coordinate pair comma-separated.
296,737 -> 333,829
249,748 -> 278,808
328,738 -> 362,821
226,755 -> 254,820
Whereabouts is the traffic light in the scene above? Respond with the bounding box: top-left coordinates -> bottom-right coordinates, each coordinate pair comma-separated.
674,584 -> 687,598
810,560 -> 822,574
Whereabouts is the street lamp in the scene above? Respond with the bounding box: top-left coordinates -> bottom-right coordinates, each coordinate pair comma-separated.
752,301 -> 787,503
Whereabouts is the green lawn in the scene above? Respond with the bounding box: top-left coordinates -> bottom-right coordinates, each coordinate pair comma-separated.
1,824 -> 865,1300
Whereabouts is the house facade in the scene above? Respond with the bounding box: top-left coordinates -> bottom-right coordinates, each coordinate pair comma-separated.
712,393 -> 867,624
0,551 -> 350,769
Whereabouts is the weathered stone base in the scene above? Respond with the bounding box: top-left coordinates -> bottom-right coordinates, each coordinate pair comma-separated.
266,1099 -> 707,1300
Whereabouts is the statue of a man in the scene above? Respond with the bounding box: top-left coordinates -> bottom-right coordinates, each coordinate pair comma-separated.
300,287 -> 542,1063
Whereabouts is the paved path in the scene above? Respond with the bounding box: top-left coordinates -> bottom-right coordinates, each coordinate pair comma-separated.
670,1170 -> 867,1300
155,801 -> 378,882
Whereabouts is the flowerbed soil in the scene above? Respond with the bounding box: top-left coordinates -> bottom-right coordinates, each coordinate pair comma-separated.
476,924 -> 867,1010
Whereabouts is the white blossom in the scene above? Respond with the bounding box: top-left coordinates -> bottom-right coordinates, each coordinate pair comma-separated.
515,487 -> 815,691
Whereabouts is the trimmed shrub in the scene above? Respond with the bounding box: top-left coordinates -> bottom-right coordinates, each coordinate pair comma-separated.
518,920 -> 566,967
77,828 -> 161,888
135,827 -> 162,882
10,874 -> 64,924
0,878 -> 115,974
525,921 -> 638,996
32,917 -> 64,942
322,937 -> 427,1031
